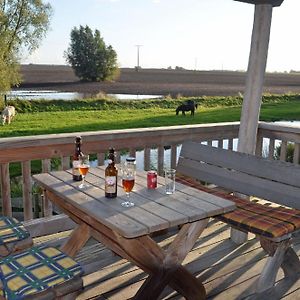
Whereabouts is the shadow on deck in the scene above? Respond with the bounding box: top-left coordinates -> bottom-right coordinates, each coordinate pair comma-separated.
34,219 -> 300,300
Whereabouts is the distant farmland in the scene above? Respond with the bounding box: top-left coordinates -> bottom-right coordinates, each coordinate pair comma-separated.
19,65 -> 300,97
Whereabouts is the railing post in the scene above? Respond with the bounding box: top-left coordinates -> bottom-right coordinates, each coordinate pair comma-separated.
0,164 -> 12,217
97,153 -> 105,166
157,146 -> 164,176
42,159 -> 52,217
268,138 -> 275,160
144,147 -> 151,171
171,145 -> 177,170
255,134 -> 263,157
293,143 -> 300,165
22,161 -> 33,220
280,141 -> 287,162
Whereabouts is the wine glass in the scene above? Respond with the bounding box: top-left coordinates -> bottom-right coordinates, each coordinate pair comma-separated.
121,158 -> 136,207
78,155 -> 90,189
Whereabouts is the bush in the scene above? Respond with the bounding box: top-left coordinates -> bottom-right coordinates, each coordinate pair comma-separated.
274,142 -> 295,163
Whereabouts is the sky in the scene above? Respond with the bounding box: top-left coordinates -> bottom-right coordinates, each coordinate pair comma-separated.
23,0 -> 300,72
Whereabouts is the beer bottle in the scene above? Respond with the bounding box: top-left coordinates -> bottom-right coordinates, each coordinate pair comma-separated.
72,136 -> 83,181
105,148 -> 118,198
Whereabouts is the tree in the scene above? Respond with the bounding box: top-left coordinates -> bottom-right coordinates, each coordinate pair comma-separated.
0,0 -> 52,93
65,25 -> 118,82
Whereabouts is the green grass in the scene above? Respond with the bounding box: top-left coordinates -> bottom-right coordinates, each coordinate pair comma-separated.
1,94 -> 300,139
0,107 -> 238,137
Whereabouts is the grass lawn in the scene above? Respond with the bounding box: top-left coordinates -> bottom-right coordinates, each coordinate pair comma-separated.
0,107 -> 241,137
1,95 -> 300,138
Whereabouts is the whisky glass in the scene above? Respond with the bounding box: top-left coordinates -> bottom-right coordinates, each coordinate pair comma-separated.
78,155 -> 90,189
121,158 -> 136,207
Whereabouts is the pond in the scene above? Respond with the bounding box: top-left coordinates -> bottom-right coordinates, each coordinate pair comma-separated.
8,90 -> 162,101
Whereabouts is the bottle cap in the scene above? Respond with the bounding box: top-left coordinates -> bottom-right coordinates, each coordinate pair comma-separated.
75,136 -> 82,143
126,157 -> 136,162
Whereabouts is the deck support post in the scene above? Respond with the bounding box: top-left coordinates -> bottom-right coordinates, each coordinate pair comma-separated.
232,3 -> 273,244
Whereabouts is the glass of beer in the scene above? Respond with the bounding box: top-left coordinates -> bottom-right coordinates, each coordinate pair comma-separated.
79,155 -> 90,189
121,157 -> 136,207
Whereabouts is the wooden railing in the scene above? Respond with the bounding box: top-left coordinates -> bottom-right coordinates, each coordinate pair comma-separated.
256,122 -> 300,163
0,121 -> 299,226
0,122 -> 240,222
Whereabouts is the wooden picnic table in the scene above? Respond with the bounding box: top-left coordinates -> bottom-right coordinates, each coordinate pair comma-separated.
33,166 -> 235,300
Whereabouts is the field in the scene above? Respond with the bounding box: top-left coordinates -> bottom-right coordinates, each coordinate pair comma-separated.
19,65 -> 300,97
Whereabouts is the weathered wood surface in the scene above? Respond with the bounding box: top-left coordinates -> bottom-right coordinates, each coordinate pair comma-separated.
0,123 -> 240,164
23,214 -> 76,238
237,3 -> 273,155
0,163 -> 12,216
178,141 -> 300,210
33,168 -> 235,299
0,122 -> 241,221
22,161 -> 33,220
61,223 -> 91,257
177,140 -> 300,296
60,219 -> 300,300
33,168 -> 235,239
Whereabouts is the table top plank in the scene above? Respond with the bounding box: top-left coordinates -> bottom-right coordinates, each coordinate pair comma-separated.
91,167 -> 199,223
87,167 -> 189,227
175,182 -> 236,213
136,172 -> 235,216
149,171 -> 235,214
53,171 -> 171,233
33,173 -> 149,238
33,167 -> 235,239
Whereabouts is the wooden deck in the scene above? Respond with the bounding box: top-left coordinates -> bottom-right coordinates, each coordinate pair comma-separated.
34,217 -> 300,300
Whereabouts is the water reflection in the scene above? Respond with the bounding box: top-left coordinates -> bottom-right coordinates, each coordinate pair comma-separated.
9,90 -> 81,100
8,90 -> 162,101
107,94 -> 162,100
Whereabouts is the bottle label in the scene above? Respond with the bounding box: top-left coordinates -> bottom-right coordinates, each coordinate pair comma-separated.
105,176 -> 117,193
73,161 -> 80,168
72,160 -> 80,176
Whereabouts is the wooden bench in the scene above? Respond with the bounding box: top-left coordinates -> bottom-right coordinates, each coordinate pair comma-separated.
176,141 -> 300,295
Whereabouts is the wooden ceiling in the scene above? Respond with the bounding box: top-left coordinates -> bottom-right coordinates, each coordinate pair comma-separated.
234,0 -> 284,7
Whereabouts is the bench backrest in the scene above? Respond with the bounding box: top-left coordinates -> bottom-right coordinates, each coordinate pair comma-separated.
177,141 -> 300,210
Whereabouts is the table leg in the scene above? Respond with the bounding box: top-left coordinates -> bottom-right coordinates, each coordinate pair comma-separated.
45,190 -> 208,299
132,219 -> 208,300
60,223 -> 91,257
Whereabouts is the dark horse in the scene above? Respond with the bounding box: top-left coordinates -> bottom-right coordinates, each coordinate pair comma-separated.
176,100 -> 198,116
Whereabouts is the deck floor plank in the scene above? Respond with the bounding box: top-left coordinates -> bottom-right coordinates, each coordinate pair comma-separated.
35,220 -> 300,300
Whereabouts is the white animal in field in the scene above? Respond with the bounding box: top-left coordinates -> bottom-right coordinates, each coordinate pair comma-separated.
1,106 -> 16,125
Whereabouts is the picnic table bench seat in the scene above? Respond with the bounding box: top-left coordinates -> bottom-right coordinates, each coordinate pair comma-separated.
176,141 -> 300,295
0,245 -> 83,300
176,174 -> 300,241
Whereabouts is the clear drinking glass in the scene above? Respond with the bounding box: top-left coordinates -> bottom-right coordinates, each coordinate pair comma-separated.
121,157 -> 136,207
78,155 -> 90,189
165,169 -> 176,194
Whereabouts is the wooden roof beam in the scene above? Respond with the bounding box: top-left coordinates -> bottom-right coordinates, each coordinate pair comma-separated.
234,0 -> 284,7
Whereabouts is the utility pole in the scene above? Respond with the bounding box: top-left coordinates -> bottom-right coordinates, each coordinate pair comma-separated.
135,45 -> 142,71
